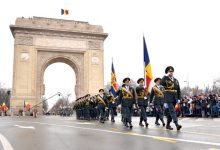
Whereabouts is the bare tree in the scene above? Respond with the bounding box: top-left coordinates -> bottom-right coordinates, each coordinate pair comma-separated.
0,83 -> 11,108
42,97 -> 49,113
49,93 -> 71,115
212,78 -> 220,94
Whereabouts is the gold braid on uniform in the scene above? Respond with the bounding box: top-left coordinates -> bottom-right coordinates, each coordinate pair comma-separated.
96,95 -> 107,107
165,80 -> 174,90
153,86 -> 164,97
109,96 -> 117,103
137,89 -> 145,98
121,87 -> 133,99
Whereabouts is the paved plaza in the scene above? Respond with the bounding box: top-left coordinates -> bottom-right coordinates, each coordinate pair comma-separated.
0,116 -> 220,150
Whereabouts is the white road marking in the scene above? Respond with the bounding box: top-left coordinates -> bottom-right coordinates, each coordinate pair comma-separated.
23,121 -> 220,147
0,133 -> 14,150
75,122 -> 94,125
64,121 -> 94,125
14,125 -> 35,129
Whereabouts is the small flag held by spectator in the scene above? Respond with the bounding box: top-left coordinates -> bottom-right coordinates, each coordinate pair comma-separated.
61,9 -> 69,15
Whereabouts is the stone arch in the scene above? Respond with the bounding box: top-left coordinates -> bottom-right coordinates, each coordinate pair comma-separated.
40,55 -> 81,99
10,17 -> 107,114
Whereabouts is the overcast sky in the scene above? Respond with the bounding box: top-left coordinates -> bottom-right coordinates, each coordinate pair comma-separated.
1,0 -> 220,108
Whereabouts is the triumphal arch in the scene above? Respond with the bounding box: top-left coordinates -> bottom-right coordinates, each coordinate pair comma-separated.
10,17 -> 108,112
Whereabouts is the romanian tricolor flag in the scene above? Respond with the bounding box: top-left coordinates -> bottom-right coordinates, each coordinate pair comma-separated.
143,36 -> 153,92
61,9 -> 69,15
26,102 -> 30,111
1,102 -> 7,111
110,60 -> 118,97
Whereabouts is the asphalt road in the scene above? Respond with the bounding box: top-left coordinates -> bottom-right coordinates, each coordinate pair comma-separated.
0,115 -> 220,150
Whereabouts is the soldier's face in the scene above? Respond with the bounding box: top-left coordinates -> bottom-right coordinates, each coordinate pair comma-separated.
139,80 -> 144,86
156,80 -> 161,85
125,80 -> 130,86
168,71 -> 174,77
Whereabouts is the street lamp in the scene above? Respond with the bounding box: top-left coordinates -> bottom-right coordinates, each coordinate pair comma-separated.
29,92 -> 62,117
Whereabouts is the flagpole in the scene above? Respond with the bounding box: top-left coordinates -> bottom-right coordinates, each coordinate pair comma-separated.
143,35 -> 146,87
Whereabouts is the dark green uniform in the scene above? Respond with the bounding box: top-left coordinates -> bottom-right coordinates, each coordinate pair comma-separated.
84,98 -> 91,120
136,85 -> 149,127
161,75 -> 182,130
118,85 -> 135,128
107,95 -> 117,122
150,85 -> 165,126
96,94 -> 108,123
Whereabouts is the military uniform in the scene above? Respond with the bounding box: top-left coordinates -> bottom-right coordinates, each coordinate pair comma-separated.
107,93 -> 117,122
136,78 -> 149,127
96,89 -> 108,123
150,78 -> 165,126
118,78 -> 135,129
84,95 -> 92,120
161,66 -> 182,130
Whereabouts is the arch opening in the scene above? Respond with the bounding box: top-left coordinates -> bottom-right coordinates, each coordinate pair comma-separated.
43,60 -> 76,111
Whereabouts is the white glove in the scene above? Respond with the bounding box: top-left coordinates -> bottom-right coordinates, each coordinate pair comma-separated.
164,103 -> 168,109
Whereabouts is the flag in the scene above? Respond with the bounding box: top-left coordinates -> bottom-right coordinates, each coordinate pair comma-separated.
1,102 -> 7,111
143,36 -> 153,92
26,102 -> 30,111
61,9 -> 69,15
110,60 -> 118,97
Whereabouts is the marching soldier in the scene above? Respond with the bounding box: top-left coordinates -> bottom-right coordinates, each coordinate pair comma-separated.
136,78 -> 149,127
107,90 -> 118,123
78,98 -> 84,120
96,89 -> 108,123
150,78 -> 165,127
161,66 -> 182,130
118,77 -> 135,129
91,95 -> 99,120
84,94 -> 91,120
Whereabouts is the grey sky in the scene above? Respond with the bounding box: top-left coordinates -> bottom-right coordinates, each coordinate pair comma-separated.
1,0 -> 220,108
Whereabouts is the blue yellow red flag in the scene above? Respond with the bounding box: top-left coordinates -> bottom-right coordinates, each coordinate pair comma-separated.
61,9 -> 69,15
143,36 -> 153,91
110,60 -> 118,97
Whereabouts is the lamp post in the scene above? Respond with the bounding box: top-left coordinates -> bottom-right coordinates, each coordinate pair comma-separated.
30,92 -> 62,117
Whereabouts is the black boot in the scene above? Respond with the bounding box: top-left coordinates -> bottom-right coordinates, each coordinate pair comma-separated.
175,122 -> 182,131
155,116 -> 160,125
160,118 -> 166,127
155,121 -> 160,126
145,121 -> 149,128
139,121 -> 144,127
129,122 -> 133,129
139,118 -> 144,127
166,125 -> 173,130
166,121 -> 173,130
124,122 -> 129,127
